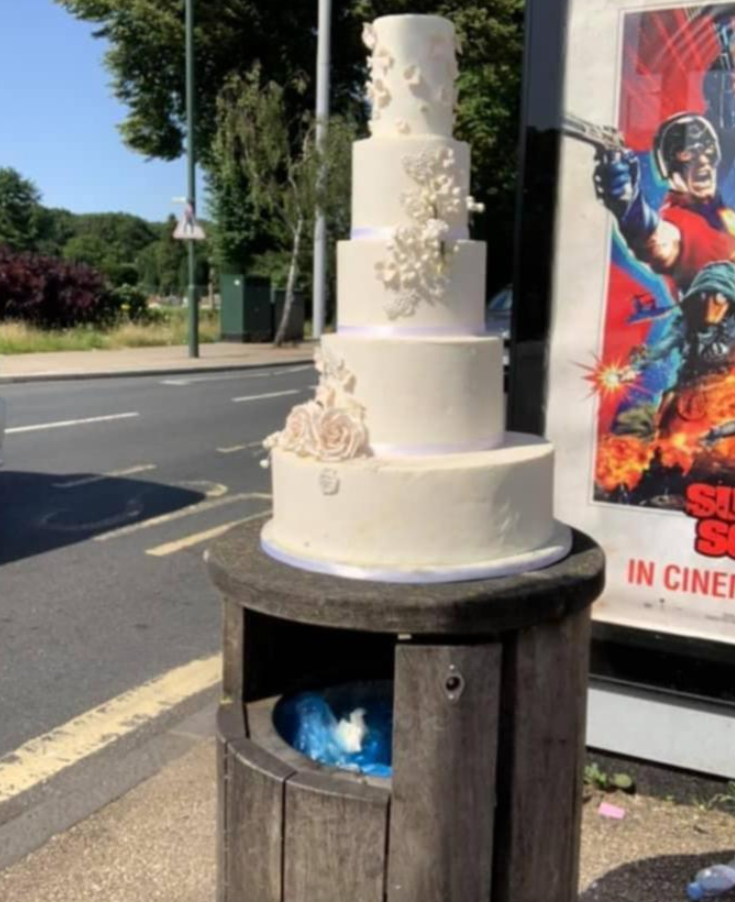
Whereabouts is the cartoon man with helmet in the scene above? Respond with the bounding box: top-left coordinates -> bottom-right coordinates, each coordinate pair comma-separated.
593,111 -> 735,299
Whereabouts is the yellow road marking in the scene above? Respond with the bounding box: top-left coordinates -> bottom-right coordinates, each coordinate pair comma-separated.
0,655 -> 221,804
54,464 -> 157,490
146,510 -> 270,557
94,492 -> 271,542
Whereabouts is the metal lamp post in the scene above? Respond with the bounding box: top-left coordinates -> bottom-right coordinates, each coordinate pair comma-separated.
186,0 -> 199,358
312,0 -> 332,340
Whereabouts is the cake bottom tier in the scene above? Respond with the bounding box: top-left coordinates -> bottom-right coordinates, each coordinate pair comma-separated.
262,433 -> 572,583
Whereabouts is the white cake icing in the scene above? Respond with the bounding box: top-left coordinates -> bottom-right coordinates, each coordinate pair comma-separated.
351,138 -> 471,234
321,333 -> 504,452
337,239 -> 486,332
364,15 -> 459,138
265,435 -> 555,569
261,14 -> 570,582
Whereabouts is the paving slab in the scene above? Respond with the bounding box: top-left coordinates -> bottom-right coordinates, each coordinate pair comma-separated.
2,733 -> 734,901
0,341 -> 316,383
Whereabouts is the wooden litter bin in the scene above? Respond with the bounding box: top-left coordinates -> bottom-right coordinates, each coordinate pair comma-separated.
208,517 -> 604,902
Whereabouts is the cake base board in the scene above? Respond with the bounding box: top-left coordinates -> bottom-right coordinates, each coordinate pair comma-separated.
260,520 -> 573,585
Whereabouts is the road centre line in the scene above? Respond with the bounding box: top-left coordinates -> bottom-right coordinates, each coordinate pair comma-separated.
146,510 -> 270,557
231,389 -> 301,404
217,441 -> 266,454
54,464 -> 157,490
0,654 -> 221,805
94,492 -> 272,542
7,412 -> 139,435
161,365 -> 312,386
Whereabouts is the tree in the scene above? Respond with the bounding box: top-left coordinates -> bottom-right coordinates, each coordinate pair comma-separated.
36,207 -> 77,258
62,213 -> 158,285
0,168 -> 42,252
216,68 -> 355,345
136,216 -> 188,297
57,0 -> 525,287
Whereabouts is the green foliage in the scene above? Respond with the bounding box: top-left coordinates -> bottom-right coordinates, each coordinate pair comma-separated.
136,216 -> 188,296
584,763 -> 636,795
55,0 -> 525,286
62,212 -> 158,285
36,207 -> 77,258
103,283 -> 149,323
0,168 -> 43,252
214,66 -> 356,340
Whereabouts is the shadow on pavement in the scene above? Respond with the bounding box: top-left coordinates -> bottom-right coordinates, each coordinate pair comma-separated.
580,848 -> 735,901
0,470 -> 204,565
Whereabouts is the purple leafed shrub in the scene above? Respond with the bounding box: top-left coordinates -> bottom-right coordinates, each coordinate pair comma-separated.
0,245 -> 108,328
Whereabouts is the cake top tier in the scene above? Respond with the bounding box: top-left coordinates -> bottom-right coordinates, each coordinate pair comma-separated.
364,15 -> 459,139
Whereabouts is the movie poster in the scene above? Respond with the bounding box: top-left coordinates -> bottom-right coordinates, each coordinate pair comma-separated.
547,1 -> 735,643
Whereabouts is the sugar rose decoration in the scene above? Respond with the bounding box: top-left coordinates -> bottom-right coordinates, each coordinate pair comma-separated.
375,147 -> 485,320
263,348 -> 370,463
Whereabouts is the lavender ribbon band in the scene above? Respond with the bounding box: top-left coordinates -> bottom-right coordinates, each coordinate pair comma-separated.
260,523 -> 573,585
350,226 -> 470,241
338,325 -> 488,337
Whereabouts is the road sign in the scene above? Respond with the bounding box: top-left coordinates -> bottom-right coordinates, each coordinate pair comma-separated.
173,203 -> 206,241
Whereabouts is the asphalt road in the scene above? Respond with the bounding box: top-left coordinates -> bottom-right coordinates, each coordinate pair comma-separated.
0,364 -> 314,760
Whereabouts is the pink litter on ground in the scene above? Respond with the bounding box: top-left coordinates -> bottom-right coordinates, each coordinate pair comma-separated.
598,802 -> 626,820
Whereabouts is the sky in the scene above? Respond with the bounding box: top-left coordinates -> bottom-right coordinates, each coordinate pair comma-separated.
0,0 -> 204,223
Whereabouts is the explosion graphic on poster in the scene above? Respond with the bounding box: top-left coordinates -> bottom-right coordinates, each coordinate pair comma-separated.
570,4 -> 735,541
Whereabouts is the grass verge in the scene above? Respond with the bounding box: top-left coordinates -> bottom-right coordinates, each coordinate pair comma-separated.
1,311 -> 220,355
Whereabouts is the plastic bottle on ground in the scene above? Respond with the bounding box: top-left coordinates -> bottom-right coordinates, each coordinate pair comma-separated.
687,862 -> 735,900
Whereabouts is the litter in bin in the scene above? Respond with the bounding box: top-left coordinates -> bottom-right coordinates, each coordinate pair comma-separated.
687,860 -> 735,900
274,682 -> 393,777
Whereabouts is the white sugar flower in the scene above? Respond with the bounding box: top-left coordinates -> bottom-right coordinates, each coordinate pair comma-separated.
436,86 -> 452,106
280,402 -> 322,457
403,64 -> 421,87
395,119 -> 412,135
374,45 -> 394,73
362,23 -> 377,50
424,218 -> 450,243
375,259 -> 400,288
319,469 -> 340,496
317,409 -> 369,462
372,79 -> 391,108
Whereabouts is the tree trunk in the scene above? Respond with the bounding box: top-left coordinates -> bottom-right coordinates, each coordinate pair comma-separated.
274,215 -> 303,347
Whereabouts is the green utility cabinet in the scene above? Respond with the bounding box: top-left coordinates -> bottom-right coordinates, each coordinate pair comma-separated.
220,274 -> 273,342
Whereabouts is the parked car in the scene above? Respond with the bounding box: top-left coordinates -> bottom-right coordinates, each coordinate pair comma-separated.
485,285 -> 512,339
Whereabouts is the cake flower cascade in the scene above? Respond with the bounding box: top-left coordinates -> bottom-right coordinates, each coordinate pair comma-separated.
263,348 -> 370,463
376,147 -> 485,320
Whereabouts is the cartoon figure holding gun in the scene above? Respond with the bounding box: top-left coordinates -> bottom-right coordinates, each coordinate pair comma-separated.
565,11 -> 735,300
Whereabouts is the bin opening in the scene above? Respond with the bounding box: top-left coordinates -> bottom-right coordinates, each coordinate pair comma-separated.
273,681 -> 393,777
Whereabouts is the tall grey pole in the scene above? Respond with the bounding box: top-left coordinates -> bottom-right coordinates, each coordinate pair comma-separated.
186,0 -> 199,357
312,0 -> 331,339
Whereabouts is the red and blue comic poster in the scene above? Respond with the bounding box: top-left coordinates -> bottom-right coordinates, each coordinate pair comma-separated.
548,2 -> 735,641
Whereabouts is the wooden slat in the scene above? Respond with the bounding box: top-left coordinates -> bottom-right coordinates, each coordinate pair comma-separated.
492,607 -> 592,902
221,598 -> 245,703
387,643 -> 502,902
227,737 -> 295,902
284,770 -> 390,902
216,733 -> 227,902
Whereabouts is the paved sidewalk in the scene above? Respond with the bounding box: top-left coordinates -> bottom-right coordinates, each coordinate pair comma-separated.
1,733 -> 734,901
0,341 -> 316,383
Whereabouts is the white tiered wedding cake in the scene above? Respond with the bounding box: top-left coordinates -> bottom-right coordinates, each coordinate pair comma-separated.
261,14 -> 571,582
